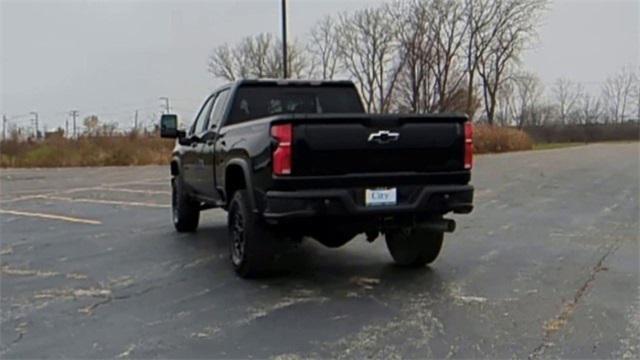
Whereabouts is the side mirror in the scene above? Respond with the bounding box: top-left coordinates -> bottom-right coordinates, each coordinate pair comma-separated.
160,114 -> 183,138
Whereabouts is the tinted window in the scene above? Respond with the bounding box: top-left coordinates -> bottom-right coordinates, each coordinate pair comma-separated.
227,85 -> 364,126
190,96 -> 214,135
208,89 -> 230,130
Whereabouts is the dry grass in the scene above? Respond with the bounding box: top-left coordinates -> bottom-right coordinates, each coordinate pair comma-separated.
474,125 -> 534,154
0,134 -> 174,168
533,142 -> 584,151
523,123 -> 639,143
1,125 -> 533,168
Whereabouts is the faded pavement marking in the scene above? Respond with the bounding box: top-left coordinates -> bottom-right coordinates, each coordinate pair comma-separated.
0,195 -> 48,204
0,177 -> 170,205
89,187 -> 170,195
0,209 -> 102,225
34,195 -> 169,208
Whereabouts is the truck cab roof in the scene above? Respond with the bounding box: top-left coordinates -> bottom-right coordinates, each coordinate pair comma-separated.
230,79 -> 357,88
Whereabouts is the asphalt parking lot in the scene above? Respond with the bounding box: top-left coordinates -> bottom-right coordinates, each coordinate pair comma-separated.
0,143 -> 638,359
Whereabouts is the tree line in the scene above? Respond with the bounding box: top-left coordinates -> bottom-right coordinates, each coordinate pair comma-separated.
208,0 -> 639,127
497,66 -> 639,127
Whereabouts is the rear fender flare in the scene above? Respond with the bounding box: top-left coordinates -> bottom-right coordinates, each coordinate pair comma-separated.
225,159 -> 257,212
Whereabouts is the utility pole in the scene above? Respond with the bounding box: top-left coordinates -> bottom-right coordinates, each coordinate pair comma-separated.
159,97 -> 170,114
637,84 -> 640,122
281,0 -> 288,79
30,111 -> 39,139
65,119 -> 69,138
2,114 -> 7,141
134,110 -> 139,131
69,110 -> 79,139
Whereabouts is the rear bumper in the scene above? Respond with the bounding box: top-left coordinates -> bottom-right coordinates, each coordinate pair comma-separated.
263,185 -> 473,221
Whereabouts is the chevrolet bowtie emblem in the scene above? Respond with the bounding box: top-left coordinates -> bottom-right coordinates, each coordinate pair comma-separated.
367,130 -> 400,144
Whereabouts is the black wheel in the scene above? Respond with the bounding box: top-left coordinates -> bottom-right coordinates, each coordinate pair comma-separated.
171,176 -> 200,232
228,190 -> 279,278
385,227 -> 444,267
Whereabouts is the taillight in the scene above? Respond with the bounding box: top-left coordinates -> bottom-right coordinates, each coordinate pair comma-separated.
464,121 -> 473,169
271,123 -> 292,175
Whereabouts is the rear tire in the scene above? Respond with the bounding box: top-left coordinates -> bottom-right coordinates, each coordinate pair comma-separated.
171,176 -> 200,232
385,227 -> 444,267
228,190 -> 279,278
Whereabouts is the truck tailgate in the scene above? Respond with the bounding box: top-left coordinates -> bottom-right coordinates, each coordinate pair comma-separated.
291,114 -> 466,176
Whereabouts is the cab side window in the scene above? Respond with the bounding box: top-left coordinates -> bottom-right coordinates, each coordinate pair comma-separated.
208,89 -> 230,131
189,95 -> 215,136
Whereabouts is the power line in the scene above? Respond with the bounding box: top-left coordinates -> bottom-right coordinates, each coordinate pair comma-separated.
7,113 -> 31,121
4,97 -> 196,130
96,106 -> 158,118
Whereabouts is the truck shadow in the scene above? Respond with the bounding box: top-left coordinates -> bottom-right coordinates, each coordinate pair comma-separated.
185,223 -> 443,293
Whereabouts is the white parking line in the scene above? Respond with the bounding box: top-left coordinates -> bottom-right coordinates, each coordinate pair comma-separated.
86,187 -> 170,195
0,209 -> 102,225
1,185 -> 170,205
1,177 -> 170,202
99,177 -> 170,188
0,194 -> 48,204
44,195 -> 170,208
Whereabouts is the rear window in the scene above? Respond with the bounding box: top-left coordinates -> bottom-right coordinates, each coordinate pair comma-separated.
226,85 -> 364,126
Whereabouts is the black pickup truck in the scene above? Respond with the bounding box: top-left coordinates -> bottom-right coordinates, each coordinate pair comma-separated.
160,80 -> 474,277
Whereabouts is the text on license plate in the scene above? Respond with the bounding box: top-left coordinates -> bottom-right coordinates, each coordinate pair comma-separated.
365,188 -> 397,206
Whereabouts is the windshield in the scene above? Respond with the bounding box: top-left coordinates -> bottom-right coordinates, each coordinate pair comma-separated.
227,85 -> 364,125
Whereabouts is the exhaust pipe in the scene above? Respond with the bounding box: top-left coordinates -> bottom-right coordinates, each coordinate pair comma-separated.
419,218 -> 456,233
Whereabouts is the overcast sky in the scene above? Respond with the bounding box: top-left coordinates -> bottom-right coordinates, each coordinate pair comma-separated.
1,0 -> 638,131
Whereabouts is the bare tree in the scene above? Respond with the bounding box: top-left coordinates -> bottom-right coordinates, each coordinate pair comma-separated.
475,0 -> 547,124
393,0 -> 437,112
270,38 -> 314,79
635,68 -> 640,121
83,115 -> 100,136
208,34 -> 276,80
464,0 -> 502,118
429,0 -> 469,112
208,43 -> 238,81
100,122 -> 119,137
384,0 -> 467,113
581,93 -> 601,124
208,33 -> 310,81
552,78 -> 583,125
337,6 -> 402,113
601,66 -> 637,123
513,71 -> 544,127
207,0 -> 550,122
495,78 -> 515,125
237,33 -> 275,78
308,16 -> 341,80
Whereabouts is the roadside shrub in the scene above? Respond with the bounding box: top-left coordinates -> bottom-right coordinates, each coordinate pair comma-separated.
7,122 -> 634,168
523,123 -> 640,143
474,125 -> 534,154
0,135 -> 174,168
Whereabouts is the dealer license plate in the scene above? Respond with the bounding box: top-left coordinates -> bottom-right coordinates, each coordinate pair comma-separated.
365,188 -> 397,207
